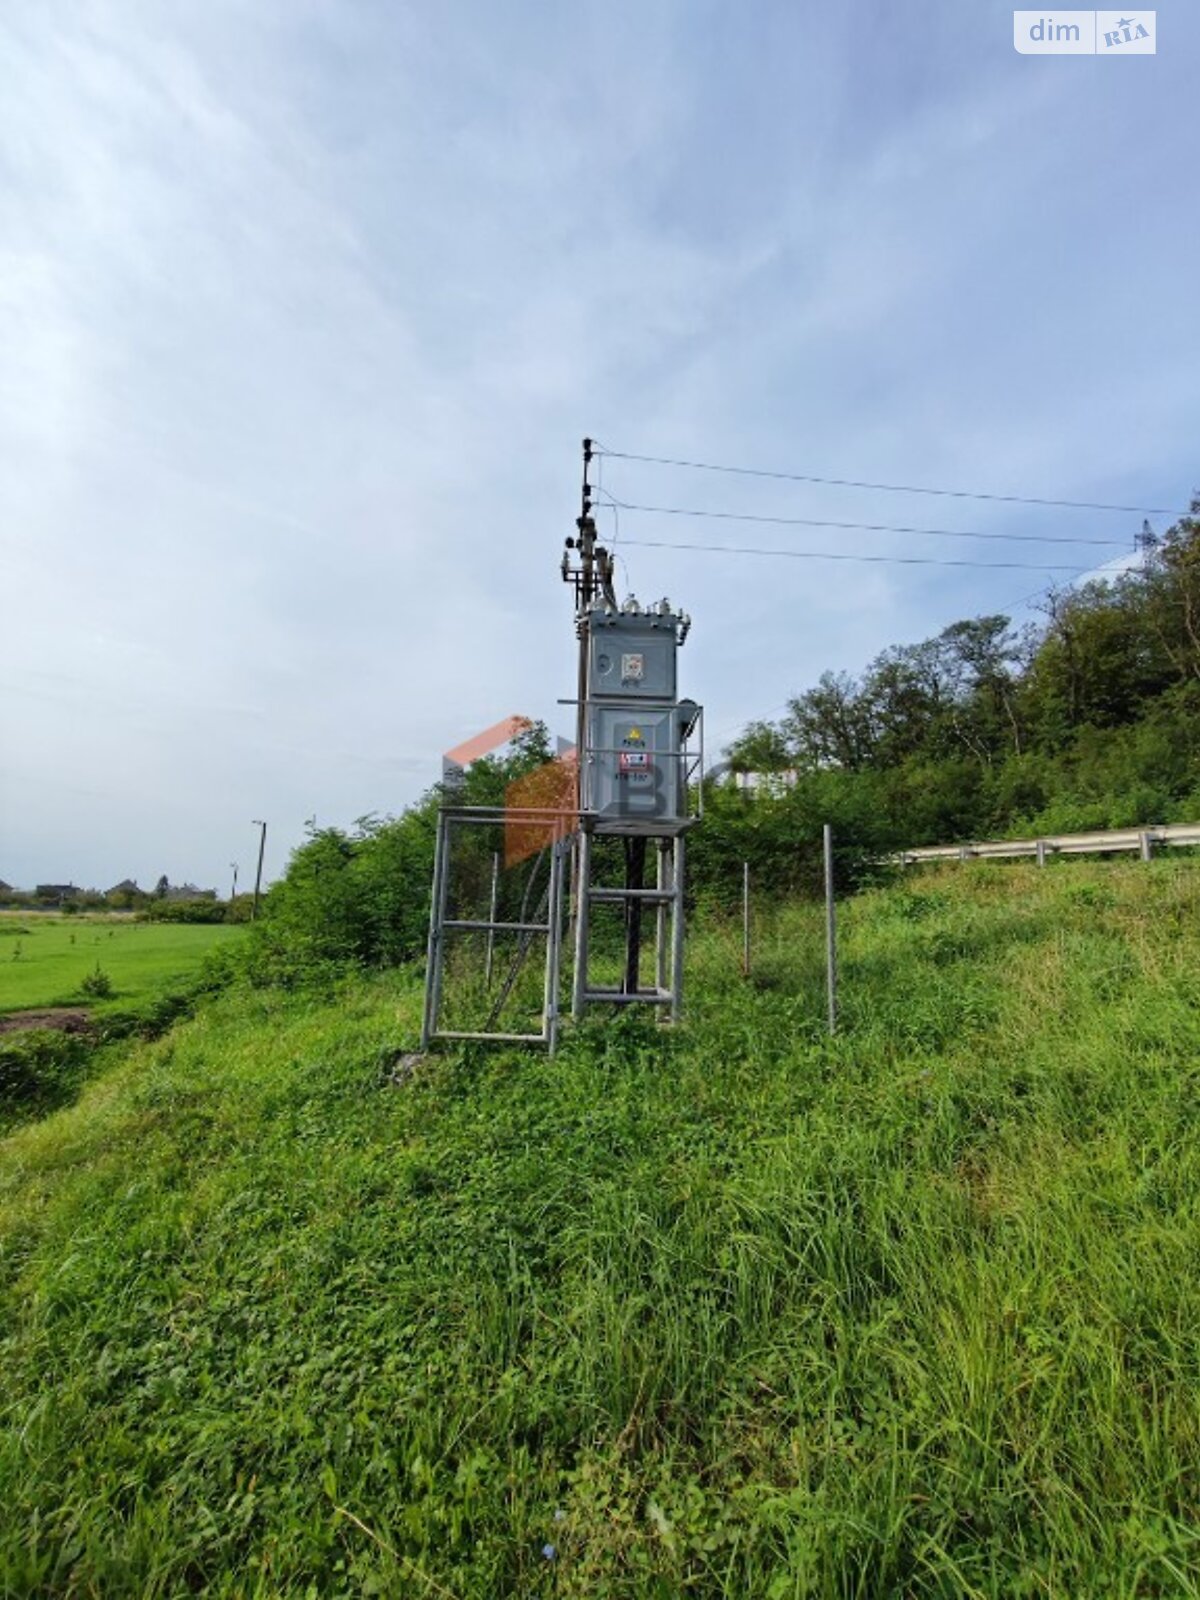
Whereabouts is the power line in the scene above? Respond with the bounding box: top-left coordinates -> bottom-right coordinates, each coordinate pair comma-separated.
597,493 -> 1129,548
595,446 -> 1186,517
619,537 -> 1089,573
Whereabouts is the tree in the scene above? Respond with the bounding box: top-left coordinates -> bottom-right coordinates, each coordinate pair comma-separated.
726,720 -> 791,774
782,671 -> 875,771
938,615 -> 1021,759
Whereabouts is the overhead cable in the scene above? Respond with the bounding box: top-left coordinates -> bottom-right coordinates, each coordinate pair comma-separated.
619,537 -> 1089,573
598,494 -> 1129,548
595,446 -> 1184,517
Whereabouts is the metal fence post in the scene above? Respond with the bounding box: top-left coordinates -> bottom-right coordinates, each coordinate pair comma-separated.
742,860 -> 750,978
824,823 -> 837,1037
1140,831 -> 1153,863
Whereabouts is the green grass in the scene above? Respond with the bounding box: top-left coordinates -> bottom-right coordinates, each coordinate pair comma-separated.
3,862 -> 1200,1595
0,916 -> 242,1016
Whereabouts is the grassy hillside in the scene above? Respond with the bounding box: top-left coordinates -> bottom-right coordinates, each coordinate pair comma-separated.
0,916 -> 242,1016
2,862 -> 1200,1596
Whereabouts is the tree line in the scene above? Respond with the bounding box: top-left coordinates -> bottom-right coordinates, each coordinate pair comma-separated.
714,498 -> 1200,867
249,496 -> 1200,968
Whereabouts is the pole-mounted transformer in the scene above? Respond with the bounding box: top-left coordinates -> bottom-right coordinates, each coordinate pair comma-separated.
563,441 -> 703,1022
420,440 -> 702,1053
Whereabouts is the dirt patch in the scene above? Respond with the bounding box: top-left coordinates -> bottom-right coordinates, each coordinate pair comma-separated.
0,1007 -> 93,1036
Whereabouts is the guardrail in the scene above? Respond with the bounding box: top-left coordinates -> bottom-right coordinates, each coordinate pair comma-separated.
900,822 -> 1200,866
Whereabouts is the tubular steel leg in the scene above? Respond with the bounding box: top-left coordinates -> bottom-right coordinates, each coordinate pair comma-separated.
572,828 -> 592,1020
567,835 -> 577,939
655,840 -> 669,993
545,838 -> 566,1054
428,815 -> 455,1041
420,812 -> 449,1048
670,832 -> 686,1022
622,836 -> 647,996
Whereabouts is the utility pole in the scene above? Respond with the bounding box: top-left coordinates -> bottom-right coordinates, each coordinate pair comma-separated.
251,820 -> 267,921
562,439 -> 616,777
229,863 -> 238,903
563,439 -> 616,939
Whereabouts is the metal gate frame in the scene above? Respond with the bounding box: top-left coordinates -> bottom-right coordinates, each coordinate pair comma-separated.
420,805 -> 572,1051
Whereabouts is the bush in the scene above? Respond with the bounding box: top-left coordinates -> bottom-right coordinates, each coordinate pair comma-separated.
79,965 -> 114,999
243,723 -> 557,984
0,1029 -> 90,1118
144,899 -> 227,924
224,895 -> 255,924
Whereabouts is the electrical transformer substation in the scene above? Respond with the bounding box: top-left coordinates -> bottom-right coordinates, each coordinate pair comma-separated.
420,440 -> 703,1052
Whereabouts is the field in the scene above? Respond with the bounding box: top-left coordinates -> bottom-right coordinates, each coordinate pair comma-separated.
0,915 -> 242,1016
3,861 -> 1200,1595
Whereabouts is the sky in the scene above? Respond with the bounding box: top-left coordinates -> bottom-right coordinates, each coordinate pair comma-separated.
2,0 -> 1197,891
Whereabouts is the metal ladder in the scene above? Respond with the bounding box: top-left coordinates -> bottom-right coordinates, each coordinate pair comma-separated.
570,829 -> 686,1021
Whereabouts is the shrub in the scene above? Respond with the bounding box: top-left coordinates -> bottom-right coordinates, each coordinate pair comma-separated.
0,1029 -> 90,1117
144,899 -> 227,924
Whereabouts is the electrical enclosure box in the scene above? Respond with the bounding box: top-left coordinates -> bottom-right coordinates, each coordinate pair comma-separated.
581,601 -> 697,833
587,614 -> 677,702
584,706 -> 683,825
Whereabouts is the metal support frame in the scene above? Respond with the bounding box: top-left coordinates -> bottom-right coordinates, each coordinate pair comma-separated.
571,824 -> 688,1023
421,807 -> 571,1054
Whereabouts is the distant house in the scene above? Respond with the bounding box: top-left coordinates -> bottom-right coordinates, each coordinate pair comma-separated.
105,879 -> 141,898
729,769 -> 800,796
0,880 -> 13,895
35,883 -> 79,903
163,883 -> 218,902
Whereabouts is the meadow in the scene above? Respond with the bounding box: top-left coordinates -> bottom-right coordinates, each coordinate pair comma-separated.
2,861 -> 1199,1595
0,915 -> 242,1016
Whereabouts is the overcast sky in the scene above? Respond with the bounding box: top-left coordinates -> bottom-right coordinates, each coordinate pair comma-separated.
2,1 -> 1197,891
